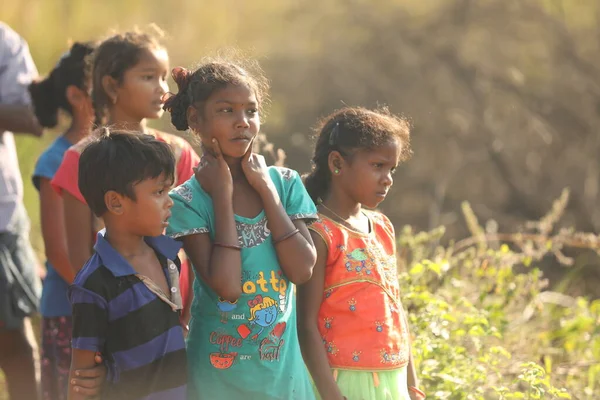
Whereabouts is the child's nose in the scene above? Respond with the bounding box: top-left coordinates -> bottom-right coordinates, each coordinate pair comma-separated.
235,112 -> 250,129
158,79 -> 169,96
382,172 -> 393,186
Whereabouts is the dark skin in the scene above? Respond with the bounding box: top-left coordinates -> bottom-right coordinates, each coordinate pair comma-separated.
68,174 -> 174,400
0,104 -> 43,136
297,141 -> 424,400
182,83 -> 316,302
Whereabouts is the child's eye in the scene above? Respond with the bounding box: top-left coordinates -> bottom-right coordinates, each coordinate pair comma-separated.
247,108 -> 258,115
372,163 -> 384,168
218,107 -> 233,113
143,75 -> 154,81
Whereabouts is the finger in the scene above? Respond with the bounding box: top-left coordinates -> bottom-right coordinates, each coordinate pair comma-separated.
94,352 -> 103,364
211,138 -> 224,159
74,368 -> 105,379
71,375 -> 103,389
72,385 -> 102,396
200,150 -> 217,169
243,136 -> 256,162
200,143 -> 215,160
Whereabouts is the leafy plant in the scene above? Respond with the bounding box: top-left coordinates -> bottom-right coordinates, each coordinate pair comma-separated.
398,190 -> 599,399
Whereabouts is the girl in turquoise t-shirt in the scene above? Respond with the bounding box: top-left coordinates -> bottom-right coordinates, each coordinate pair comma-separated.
163,60 -> 318,400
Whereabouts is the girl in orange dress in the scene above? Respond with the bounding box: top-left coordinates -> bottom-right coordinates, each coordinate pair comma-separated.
298,107 -> 425,400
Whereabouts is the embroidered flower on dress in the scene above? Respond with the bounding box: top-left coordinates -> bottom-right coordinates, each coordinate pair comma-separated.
348,298 -> 357,312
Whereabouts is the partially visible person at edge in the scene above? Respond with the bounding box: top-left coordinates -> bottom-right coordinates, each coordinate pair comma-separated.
67,130 -> 187,400
163,59 -> 318,399
0,20 -> 43,400
297,107 -> 426,400
50,29 -> 199,328
29,40 -> 107,400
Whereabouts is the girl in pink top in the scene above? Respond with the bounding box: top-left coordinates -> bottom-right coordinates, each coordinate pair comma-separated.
51,30 -> 199,319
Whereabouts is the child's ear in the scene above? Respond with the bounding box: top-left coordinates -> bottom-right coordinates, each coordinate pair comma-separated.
328,151 -> 345,175
101,75 -> 119,105
65,85 -> 87,111
104,191 -> 124,215
187,105 -> 201,132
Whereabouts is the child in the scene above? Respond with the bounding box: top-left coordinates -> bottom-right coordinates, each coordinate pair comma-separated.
29,41 -> 107,400
297,107 -> 425,400
163,60 -> 318,399
50,30 -> 199,318
68,129 -> 187,400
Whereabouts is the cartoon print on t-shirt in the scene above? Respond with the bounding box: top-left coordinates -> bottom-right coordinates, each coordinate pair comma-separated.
258,321 -> 286,361
246,295 -> 278,340
209,329 -> 243,370
217,298 -> 238,324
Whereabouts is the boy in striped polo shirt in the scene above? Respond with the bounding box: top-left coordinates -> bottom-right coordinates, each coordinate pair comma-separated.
68,129 -> 187,400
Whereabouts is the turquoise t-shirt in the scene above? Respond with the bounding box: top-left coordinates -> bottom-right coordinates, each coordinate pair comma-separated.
168,166 -> 318,400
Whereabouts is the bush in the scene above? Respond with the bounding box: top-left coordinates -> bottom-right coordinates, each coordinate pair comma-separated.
399,189 -> 600,399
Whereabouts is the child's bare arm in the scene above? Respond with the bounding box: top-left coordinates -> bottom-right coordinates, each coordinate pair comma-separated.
70,353 -> 106,399
182,215 -> 241,302
297,231 -> 345,400
68,350 -> 102,400
260,188 -> 316,284
188,140 -> 242,301
63,192 -> 93,272
39,178 -> 75,283
0,104 -> 43,136
407,342 -> 425,399
68,285 -> 109,400
240,144 -> 316,284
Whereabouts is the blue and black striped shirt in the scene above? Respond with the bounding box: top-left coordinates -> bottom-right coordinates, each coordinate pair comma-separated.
69,231 -> 187,400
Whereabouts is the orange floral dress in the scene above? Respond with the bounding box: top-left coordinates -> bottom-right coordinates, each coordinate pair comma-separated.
309,210 -> 411,373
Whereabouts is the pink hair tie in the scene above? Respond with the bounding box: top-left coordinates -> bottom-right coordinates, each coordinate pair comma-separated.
162,66 -> 192,112
171,66 -> 192,92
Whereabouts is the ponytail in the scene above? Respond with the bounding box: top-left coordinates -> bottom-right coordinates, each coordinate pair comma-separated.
28,41 -> 96,129
304,120 -> 338,204
162,67 -> 193,131
303,166 -> 331,205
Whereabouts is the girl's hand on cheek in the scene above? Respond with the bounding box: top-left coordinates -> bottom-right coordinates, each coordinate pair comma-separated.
241,137 -> 271,195
196,138 -> 233,200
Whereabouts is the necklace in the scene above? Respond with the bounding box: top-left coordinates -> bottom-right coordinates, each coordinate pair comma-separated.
319,202 -> 352,221
319,202 -> 370,234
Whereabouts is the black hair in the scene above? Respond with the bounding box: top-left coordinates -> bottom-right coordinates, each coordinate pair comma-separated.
79,128 -> 175,217
163,57 -> 270,131
91,30 -> 163,126
28,42 -> 96,128
304,106 -> 412,204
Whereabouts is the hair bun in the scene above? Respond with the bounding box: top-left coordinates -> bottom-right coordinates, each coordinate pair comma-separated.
162,67 -> 193,131
171,66 -> 192,93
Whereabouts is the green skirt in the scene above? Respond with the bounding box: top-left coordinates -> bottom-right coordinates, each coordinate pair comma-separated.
313,367 -> 411,400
